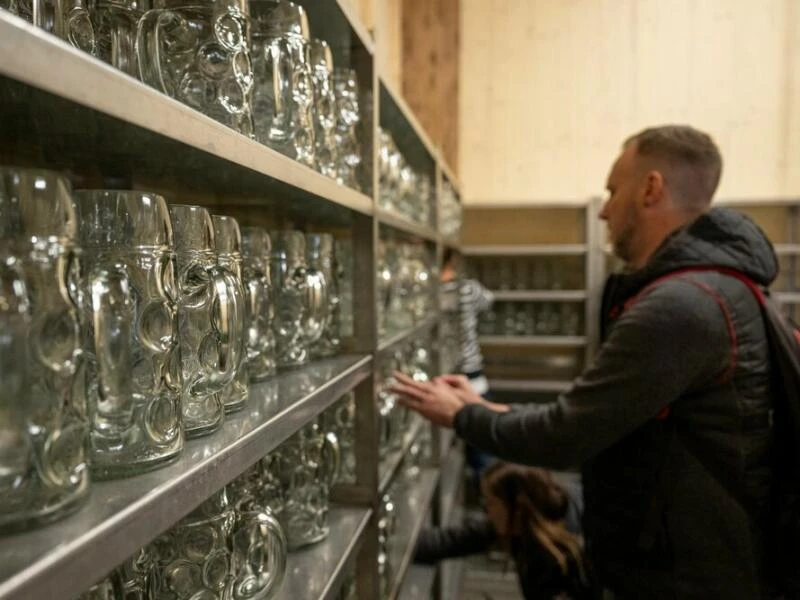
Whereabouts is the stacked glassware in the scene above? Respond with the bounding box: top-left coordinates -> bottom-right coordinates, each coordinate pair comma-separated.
439,179 -> 462,239
378,128 -> 434,226
376,239 -> 434,338
0,0 -> 364,190
0,166 -> 344,537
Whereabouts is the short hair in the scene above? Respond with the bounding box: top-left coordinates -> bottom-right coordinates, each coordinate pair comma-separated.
442,247 -> 456,268
625,125 -> 723,210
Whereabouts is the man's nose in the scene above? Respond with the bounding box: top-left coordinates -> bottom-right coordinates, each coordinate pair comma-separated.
598,201 -> 610,221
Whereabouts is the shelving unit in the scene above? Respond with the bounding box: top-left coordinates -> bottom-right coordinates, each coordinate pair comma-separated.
0,1 -> 464,598
384,468 -> 441,600
461,202 -> 603,402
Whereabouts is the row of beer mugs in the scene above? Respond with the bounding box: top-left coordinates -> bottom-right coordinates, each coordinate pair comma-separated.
74,394 -> 353,600
0,166 -> 342,534
378,128 -> 434,227
0,0 -> 363,189
376,239 -> 435,337
439,180 -> 461,239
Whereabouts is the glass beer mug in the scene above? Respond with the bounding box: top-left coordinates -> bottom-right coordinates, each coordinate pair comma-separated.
269,230 -> 326,368
332,67 -> 362,190
0,0 -> 95,54
250,0 -> 314,166
0,167 -> 89,532
73,190 -> 183,478
306,233 -> 339,358
90,0 -> 149,77
136,0 -> 255,136
151,487 -> 287,600
264,421 -> 340,549
309,38 -> 337,178
240,227 -> 276,381
170,205 -> 244,437
212,215 -> 248,414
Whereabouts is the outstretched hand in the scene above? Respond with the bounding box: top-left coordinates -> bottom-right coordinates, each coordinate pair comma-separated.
390,372 -> 464,428
390,372 -> 510,428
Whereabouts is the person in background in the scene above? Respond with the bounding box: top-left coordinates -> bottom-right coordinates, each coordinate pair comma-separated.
414,461 -> 594,599
441,248 -> 495,482
393,125 -> 779,599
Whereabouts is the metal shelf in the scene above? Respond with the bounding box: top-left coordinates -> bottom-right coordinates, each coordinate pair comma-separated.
438,444 -> 465,527
0,13 -> 372,220
437,507 -> 465,600
274,506 -> 371,600
480,335 -> 587,347
379,76 -> 439,163
490,290 -> 587,301
378,315 -> 439,354
385,468 -> 441,600
462,244 -> 588,256
774,244 -> 800,255
489,379 -> 573,393
378,208 -> 439,242
438,427 -> 456,461
440,236 -> 462,251
775,292 -> 800,304
0,354 -> 371,600
437,157 -> 461,197
379,419 -> 426,494
333,0 -> 374,55
397,564 -> 437,600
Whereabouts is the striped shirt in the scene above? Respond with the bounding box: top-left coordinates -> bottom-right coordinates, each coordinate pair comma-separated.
442,278 -> 494,374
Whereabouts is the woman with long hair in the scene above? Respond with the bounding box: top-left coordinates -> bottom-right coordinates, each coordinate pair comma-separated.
415,462 -> 595,599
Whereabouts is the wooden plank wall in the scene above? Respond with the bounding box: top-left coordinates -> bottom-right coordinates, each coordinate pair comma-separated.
460,0 -> 800,205
401,0 -> 460,173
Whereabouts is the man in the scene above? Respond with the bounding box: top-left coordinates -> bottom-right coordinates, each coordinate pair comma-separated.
392,125 -> 778,599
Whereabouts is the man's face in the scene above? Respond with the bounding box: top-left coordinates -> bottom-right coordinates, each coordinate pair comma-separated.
599,143 -> 642,263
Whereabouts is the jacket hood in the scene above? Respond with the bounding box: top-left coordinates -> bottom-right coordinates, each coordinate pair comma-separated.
639,206 -> 779,286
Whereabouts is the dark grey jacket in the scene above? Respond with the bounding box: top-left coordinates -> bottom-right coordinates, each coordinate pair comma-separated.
454,208 -> 779,599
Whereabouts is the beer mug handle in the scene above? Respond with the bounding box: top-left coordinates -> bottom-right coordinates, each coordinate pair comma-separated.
89,266 -> 135,431
137,9 -> 183,94
303,266 -> 328,344
208,265 -> 245,383
320,431 -> 341,489
232,509 -> 288,600
61,0 -> 95,54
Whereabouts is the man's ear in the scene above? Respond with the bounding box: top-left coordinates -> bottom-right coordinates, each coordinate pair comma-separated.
642,170 -> 665,208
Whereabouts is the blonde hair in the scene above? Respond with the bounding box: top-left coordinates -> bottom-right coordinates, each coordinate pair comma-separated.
482,462 -> 586,582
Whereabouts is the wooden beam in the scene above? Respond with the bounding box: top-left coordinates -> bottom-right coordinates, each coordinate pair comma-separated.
401,0 -> 459,174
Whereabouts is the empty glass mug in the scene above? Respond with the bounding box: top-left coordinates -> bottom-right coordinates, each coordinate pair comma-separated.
136,0 -> 254,136
250,0 -> 314,166
269,230 -> 326,368
264,421 -> 340,549
212,214 -> 248,414
306,233 -> 339,358
240,227 -> 276,381
90,0 -> 149,77
319,392 -> 355,482
73,190 -> 183,478
0,0 -> 95,54
0,167 -> 89,532
170,205 -> 245,437
151,487 -> 287,600
332,67 -> 361,190
309,38 -> 337,178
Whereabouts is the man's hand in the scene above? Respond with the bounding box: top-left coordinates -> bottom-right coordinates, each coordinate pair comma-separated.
434,374 -> 512,414
390,372 -> 465,428
390,372 -> 512,428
